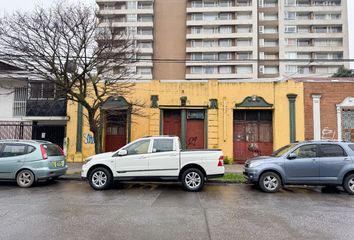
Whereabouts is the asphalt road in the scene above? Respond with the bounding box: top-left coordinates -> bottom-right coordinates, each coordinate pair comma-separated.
0,180 -> 354,240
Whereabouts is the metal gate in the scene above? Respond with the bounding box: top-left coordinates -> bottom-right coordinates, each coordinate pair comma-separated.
342,109 -> 354,142
233,110 -> 273,163
0,123 -> 65,148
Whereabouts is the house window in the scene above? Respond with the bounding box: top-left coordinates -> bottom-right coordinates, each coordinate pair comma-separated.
29,82 -> 56,100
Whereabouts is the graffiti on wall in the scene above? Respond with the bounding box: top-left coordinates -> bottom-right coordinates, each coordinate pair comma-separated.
83,133 -> 95,144
321,127 -> 336,140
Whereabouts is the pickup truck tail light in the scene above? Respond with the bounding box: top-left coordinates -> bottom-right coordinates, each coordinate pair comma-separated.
40,144 -> 48,160
218,156 -> 224,167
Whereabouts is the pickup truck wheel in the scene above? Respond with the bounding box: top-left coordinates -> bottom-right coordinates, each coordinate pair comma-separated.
343,174 -> 354,195
181,168 -> 204,192
259,172 -> 281,193
89,167 -> 113,190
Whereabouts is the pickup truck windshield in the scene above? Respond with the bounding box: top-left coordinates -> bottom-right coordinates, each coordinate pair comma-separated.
271,144 -> 297,157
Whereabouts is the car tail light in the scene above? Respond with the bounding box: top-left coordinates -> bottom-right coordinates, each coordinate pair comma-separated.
218,155 -> 224,167
40,145 -> 48,160
56,145 -> 65,156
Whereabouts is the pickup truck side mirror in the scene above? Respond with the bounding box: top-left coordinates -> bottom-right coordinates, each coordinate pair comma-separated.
287,153 -> 297,160
117,149 -> 128,156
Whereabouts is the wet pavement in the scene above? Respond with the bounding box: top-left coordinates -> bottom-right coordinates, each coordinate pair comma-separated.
0,181 -> 354,240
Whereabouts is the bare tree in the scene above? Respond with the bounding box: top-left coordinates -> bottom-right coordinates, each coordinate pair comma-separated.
0,2 -> 144,154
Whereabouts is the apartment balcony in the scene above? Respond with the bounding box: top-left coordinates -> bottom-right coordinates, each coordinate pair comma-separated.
186,72 -> 254,80
186,46 -> 254,53
187,19 -> 248,26
138,48 -> 154,54
186,6 -> 253,13
285,45 -> 343,52
284,32 -> 343,38
110,21 -> 153,27
284,6 -> 342,12
186,32 -> 252,39
284,19 -> 343,25
99,9 -> 153,15
135,74 -> 153,80
185,61 -> 255,67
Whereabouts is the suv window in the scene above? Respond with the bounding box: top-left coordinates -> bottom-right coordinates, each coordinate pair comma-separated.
292,144 -> 317,158
153,139 -> 174,152
349,144 -> 354,151
124,140 -> 150,155
0,144 -> 34,158
318,144 -> 347,157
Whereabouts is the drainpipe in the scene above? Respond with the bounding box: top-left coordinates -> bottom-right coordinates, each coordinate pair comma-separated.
76,103 -> 83,153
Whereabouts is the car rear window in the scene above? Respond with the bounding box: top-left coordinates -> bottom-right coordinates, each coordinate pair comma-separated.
42,144 -> 62,156
349,144 -> 354,152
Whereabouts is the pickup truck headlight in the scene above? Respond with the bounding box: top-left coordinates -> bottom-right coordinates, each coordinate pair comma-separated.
249,161 -> 262,168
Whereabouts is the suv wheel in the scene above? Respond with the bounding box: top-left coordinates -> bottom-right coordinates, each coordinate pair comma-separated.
343,174 -> 354,195
89,167 -> 113,190
16,170 -> 35,188
259,172 -> 281,193
181,168 -> 205,192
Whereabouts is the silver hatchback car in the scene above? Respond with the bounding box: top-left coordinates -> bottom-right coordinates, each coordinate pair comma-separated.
0,140 -> 67,187
244,141 -> 354,194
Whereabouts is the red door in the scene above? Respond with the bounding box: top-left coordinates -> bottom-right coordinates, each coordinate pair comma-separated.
105,111 -> 127,152
233,110 -> 273,164
163,110 -> 181,137
186,119 -> 205,149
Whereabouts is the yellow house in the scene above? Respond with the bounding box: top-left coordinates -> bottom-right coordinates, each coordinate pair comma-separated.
66,79 -> 304,163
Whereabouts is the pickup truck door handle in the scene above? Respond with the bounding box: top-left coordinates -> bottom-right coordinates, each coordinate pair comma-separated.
139,156 -> 147,159
312,159 -> 317,162
168,154 -> 178,157
344,157 -> 350,161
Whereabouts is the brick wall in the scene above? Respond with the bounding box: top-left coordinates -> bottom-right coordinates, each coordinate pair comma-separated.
304,82 -> 354,140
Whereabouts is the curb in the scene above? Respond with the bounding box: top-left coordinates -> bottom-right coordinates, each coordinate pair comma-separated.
58,175 -> 245,184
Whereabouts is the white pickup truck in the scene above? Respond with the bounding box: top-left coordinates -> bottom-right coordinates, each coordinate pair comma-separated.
81,136 -> 224,191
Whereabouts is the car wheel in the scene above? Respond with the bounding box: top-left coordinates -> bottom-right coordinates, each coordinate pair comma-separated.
88,167 -> 113,190
343,174 -> 354,195
16,169 -> 35,188
181,168 -> 205,192
259,172 -> 281,193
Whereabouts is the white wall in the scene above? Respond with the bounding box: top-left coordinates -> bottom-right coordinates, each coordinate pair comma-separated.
0,87 -> 15,120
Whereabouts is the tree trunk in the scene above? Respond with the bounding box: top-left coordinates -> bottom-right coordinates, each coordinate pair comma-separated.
93,129 -> 103,154
88,112 -> 103,154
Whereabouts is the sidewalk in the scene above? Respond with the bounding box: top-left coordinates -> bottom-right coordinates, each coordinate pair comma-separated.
61,163 -> 244,181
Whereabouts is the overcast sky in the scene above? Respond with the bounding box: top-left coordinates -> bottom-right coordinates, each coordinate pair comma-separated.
0,0 -> 353,68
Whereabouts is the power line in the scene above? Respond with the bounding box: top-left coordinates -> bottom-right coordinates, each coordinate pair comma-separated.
1,54 -> 354,63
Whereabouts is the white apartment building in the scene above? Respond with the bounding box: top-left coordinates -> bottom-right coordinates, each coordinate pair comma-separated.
96,0 -> 349,80
97,0 -> 155,80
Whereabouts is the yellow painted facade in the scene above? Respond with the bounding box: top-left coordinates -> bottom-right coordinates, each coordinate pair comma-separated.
66,80 -> 305,162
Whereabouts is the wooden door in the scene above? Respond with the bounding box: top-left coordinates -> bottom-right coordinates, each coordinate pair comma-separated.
105,111 -> 127,152
186,110 -> 205,149
233,110 -> 273,163
163,110 -> 181,138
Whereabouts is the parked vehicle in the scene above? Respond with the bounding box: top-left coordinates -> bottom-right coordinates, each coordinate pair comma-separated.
243,141 -> 354,194
0,140 -> 67,187
81,136 -> 224,191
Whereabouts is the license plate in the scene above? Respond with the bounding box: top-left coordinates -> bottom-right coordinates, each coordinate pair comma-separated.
53,161 -> 64,167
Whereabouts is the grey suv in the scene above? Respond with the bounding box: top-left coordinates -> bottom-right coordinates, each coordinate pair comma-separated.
243,141 -> 354,194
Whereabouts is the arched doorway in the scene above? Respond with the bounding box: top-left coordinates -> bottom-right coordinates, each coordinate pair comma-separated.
102,97 -> 131,152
